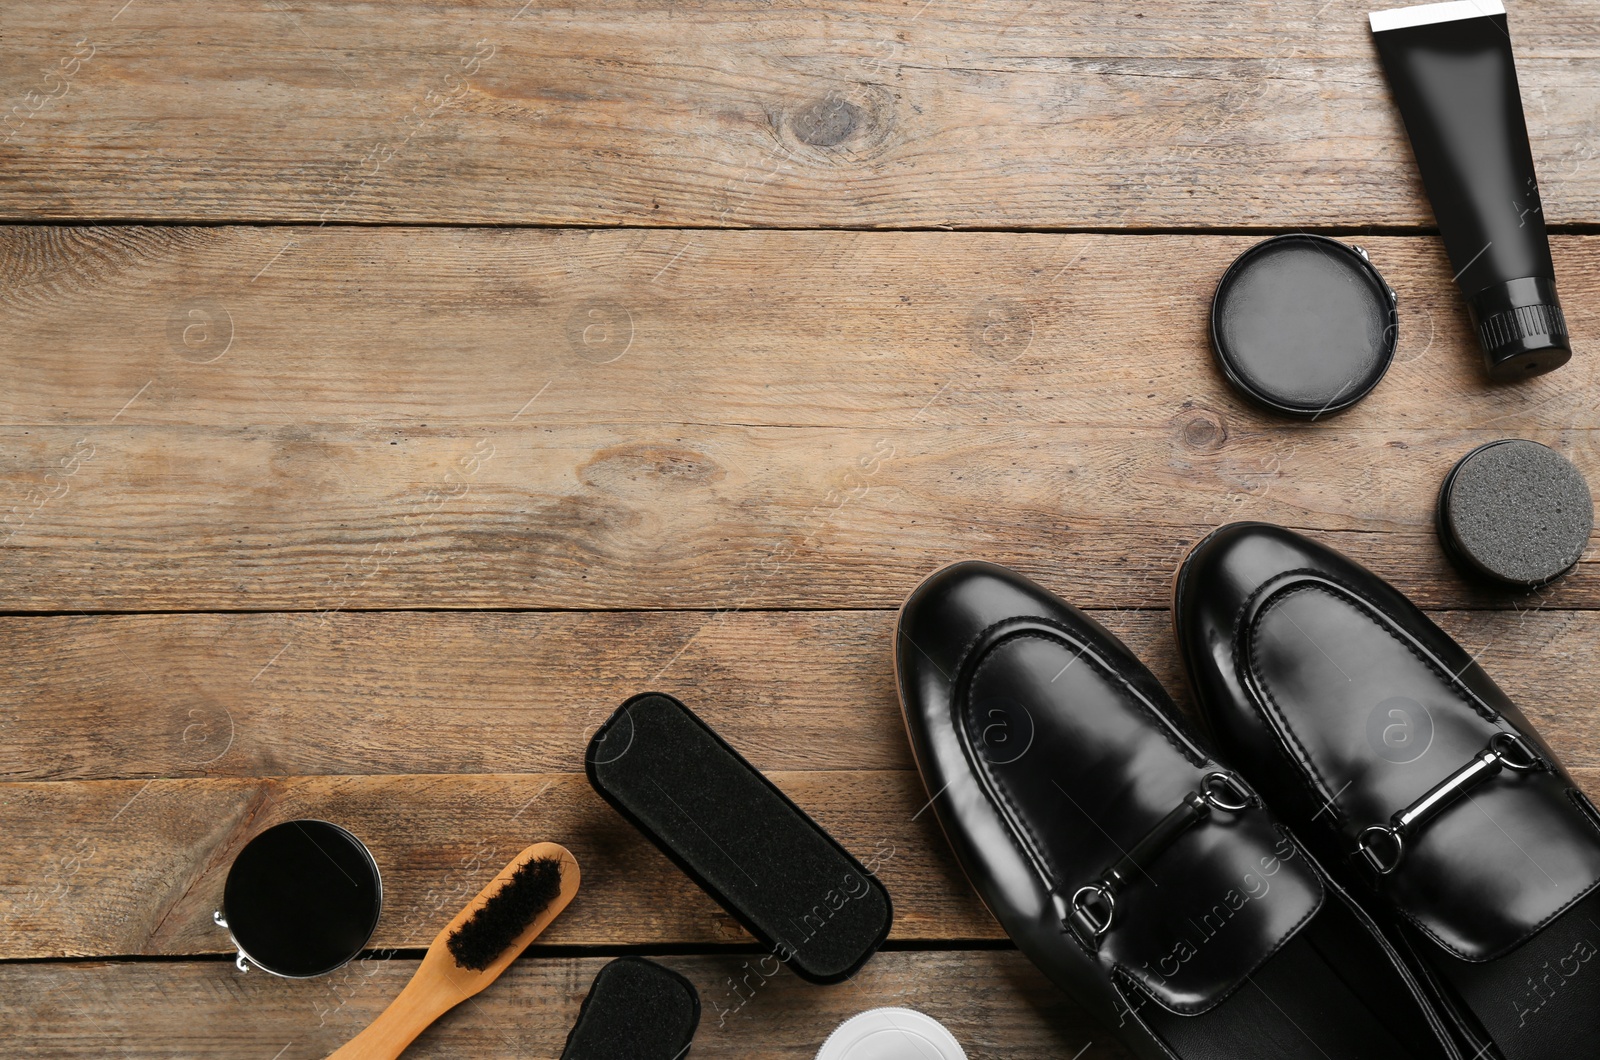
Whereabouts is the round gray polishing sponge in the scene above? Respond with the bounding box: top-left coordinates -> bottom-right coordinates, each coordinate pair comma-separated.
1438,440 -> 1593,589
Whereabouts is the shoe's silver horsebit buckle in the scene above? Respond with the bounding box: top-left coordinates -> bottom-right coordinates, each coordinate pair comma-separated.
1356,731 -> 1545,876
1067,771 -> 1256,945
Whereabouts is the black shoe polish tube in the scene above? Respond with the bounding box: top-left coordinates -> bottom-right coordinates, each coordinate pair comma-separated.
1370,1 -> 1571,380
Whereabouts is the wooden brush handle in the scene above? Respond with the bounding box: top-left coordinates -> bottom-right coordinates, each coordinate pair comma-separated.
324,971 -> 458,1060
326,844 -> 578,1059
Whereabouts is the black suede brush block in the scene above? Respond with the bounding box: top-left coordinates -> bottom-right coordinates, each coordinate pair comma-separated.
585,692 -> 892,984
559,957 -> 701,1060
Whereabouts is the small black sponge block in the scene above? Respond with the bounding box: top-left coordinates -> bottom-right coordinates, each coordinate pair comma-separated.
1438,439 -> 1594,589
586,693 -> 892,984
559,957 -> 701,1060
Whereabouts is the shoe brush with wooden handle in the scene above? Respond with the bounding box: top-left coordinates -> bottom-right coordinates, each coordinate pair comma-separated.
328,842 -> 580,1059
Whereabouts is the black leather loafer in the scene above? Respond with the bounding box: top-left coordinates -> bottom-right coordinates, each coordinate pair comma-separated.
897,560 -> 1458,1060
1175,523 -> 1600,1060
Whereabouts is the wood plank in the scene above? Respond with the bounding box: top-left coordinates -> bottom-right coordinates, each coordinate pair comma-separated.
5,228 -> 1600,432
0,771 -> 992,959
4,608 -> 1599,783
8,763 -> 1600,961
0,950 -> 1131,1059
3,419 -> 1599,611
0,1 -> 1596,226
4,229 -> 1597,612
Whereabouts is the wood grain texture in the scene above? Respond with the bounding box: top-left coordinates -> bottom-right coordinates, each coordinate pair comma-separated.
4,608 -> 1599,783
5,228 -> 1600,432
0,950 -> 1132,1059
9,764 -> 1600,961
0,1 -> 1596,228
6,421 -> 1600,611
0,771 -> 988,959
9,0 -> 1600,1049
3,228 -> 1597,611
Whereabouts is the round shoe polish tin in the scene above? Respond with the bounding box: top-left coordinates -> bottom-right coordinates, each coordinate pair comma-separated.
214,819 -> 383,978
1210,234 -> 1399,417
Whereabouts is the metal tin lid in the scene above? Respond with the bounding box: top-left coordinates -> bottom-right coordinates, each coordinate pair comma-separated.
219,819 -> 382,977
1210,234 -> 1398,417
1437,439 -> 1593,589
815,1007 -> 967,1060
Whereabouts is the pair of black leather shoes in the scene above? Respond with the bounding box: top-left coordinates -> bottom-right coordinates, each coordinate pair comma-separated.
896,523 -> 1600,1060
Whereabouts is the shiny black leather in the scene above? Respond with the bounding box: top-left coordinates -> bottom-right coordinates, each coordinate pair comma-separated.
897,560 -> 1458,1059
1175,522 -> 1600,1055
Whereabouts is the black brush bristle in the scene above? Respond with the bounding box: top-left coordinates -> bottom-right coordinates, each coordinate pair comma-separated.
446,855 -> 564,971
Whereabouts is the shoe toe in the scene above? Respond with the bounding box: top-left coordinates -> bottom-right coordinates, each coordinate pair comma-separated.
896,560 -> 1056,700
1176,522 -> 1316,625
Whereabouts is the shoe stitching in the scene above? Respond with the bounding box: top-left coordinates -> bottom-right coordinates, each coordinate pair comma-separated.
965,639 -> 1072,889
1257,573 -> 1502,725
1568,788 -> 1600,838
1214,578 -> 1337,821
948,610 -> 1342,990
963,630 -> 1207,896
901,612 -> 1088,958
951,618 -> 1203,961
1236,586 -> 1342,820
949,614 -> 1025,686
934,738 -> 1096,964
952,617 -> 1331,1014
1114,825 -> 1327,1017
1392,868 -> 1600,963
1239,575 -> 1600,962
1321,575 -> 1500,724
944,621 -> 1098,960
1240,573 -> 1508,821
957,617 -> 1207,768
961,626 -> 1324,1009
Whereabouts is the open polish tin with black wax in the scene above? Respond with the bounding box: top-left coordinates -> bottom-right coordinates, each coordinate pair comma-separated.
214,819 -> 382,977
1210,234 -> 1399,417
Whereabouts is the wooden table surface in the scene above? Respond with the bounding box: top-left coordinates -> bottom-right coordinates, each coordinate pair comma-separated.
3,1 -> 1598,1056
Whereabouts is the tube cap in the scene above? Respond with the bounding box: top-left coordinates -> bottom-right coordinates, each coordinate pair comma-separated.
1210,235 -> 1398,417
1437,439 -> 1593,589
1468,276 -> 1572,381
